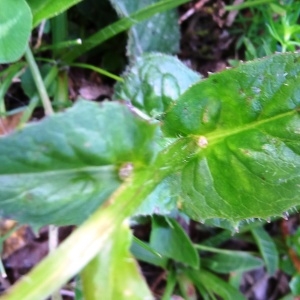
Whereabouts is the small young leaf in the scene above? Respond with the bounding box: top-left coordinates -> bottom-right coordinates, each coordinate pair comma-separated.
114,53 -> 200,118
81,222 -> 152,300
150,215 -> 199,268
251,226 -> 279,275
0,0 -> 32,63
0,100 -> 158,227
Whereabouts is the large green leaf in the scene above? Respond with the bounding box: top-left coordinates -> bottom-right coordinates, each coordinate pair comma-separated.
163,52 -> 300,223
114,53 -> 200,118
0,0 -> 32,63
81,222 -> 152,300
109,0 -> 180,59
26,0 -> 82,28
0,100 -> 158,227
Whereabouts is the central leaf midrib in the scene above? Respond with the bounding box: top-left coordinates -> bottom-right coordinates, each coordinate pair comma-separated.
206,109 -> 297,146
0,165 -> 117,177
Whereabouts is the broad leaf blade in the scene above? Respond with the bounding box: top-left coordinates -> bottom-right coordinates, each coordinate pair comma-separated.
0,101 -> 158,227
163,52 -> 300,222
114,53 -> 200,118
27,0 -> 82,28
251,226 -> 279,275
81,222 -> 152,300
0,0 -> 32,63
109,0 -> 180,59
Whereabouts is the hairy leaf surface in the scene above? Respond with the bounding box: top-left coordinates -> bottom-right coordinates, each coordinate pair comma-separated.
163,53 -> 300,222
0,101 -> 157,226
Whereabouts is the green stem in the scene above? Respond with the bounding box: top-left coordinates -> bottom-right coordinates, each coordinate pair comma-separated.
0,168 -> 162,300
70,63 -> 123,82
161,269 -> 177,300
51,13 -> 68,58
18,66 -> 58,126
24,46 -> 54,116
225,0 -> 275,11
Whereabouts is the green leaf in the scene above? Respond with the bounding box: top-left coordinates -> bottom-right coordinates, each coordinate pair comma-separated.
200,248 -> 263,274
81,222 -> 152,300
0,100 -> 158,227
134,173 -> 179,216
290,274 -> 300,296
62,0 -> 190,62
251,226 -> 279,275
21,64 -> 58,98
109,0 -> 180,59
114,53 -> 200,118
185,269 -> 246,300
131,237 -> 168,268
26,0 -> 82,28
163,52 -> 300,223
0,165 -> 163,300
150,215 -> 199,268
0,0 -> 32,63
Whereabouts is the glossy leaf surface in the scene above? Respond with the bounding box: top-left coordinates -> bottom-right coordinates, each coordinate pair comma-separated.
114,53 -> 200,117
163,53 -> 300,222
0,100 -> 157,227
81,222 -> 152,300
0,0 -> 32,63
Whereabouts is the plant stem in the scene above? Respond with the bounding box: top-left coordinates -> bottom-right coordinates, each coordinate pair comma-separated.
0,167 -> 163,300
70,63 -> 123,82
225,0 -> 274,11
24,46 -> 54,116
48,226 -> 62,300
18,66 -> 58,126
25,46 -> 60,300
161,269 -> 177,300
